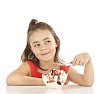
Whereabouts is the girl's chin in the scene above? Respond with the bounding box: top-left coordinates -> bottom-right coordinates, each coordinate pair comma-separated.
40,58 -> 53,62
41,59 -> 52,62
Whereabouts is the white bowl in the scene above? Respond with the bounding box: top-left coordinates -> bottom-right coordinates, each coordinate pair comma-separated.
42,69 -> 68,88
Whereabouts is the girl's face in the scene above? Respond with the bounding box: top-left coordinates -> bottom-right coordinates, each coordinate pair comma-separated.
29,29 -> 57,63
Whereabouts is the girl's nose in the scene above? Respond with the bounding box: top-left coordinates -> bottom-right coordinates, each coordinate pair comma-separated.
40,45 -> 46,51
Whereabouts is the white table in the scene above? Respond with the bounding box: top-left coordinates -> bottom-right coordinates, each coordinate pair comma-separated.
6,85 -> 94,94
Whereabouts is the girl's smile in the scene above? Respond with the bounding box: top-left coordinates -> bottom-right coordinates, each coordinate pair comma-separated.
41,52 -> 50,55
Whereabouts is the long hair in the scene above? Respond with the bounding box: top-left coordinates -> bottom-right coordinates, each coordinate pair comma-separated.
21,19 -> 60,70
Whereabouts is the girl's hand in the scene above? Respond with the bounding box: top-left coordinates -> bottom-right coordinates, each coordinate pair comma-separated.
71,53 -> 91,66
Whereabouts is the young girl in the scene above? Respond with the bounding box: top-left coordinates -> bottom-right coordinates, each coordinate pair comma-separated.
6,19 -> 94,86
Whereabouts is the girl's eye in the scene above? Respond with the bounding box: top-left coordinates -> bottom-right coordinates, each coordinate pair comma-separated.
34,44 -> 40,47
45,40 -> 51,44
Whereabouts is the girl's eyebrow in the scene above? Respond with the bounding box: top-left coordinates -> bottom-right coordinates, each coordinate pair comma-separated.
32,37 -> 50,45
43,37 -> 50,41
32,41 -> 39,45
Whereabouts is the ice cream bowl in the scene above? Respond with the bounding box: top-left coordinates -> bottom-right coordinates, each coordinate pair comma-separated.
42,69 -> 68,88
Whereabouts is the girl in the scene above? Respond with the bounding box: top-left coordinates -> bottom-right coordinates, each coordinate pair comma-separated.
6,19 -> 94,86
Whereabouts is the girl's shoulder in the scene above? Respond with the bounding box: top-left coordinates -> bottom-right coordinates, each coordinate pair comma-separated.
21,61 -> 38,73
25,61 -> 42,78
26,61 -> 38,70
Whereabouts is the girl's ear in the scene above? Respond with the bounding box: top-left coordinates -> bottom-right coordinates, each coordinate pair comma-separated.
55,39 -> 59,47
55,43 -> 58,47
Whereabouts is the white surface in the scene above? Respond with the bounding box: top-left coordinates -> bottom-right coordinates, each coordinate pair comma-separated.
6,85 -> 94,94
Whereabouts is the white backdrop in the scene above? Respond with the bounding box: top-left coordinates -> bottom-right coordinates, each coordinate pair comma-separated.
0,0 -> 100,93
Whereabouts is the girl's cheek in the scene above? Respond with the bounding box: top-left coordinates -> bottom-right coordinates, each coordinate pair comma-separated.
32,49 -> 39,55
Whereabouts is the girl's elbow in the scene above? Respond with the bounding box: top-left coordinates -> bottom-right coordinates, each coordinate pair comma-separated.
84,81 -> 94,87
6,76 -> 16,86
6,77 -> 12,86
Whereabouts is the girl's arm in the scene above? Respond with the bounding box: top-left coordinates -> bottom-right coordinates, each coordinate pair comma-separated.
6,62 -> 44,86
68,53 -> 94,86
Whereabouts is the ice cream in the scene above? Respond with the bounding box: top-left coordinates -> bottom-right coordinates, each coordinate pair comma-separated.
42,69 -> 68,88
